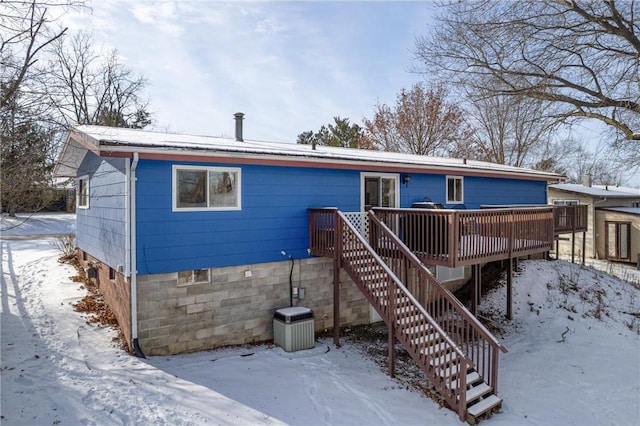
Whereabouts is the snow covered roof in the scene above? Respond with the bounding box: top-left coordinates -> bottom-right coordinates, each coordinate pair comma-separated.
55,125 -> 564,181
549,183 -> 640,199
598,207 -> 640,216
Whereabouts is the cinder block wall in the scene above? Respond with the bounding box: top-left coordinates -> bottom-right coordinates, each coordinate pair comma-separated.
77,249 -> 132,351
137,257 -> 370,355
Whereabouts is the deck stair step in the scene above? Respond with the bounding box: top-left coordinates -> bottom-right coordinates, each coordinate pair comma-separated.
405,323 -> 435,336
466,395 -> 503,424
397,314 -> 423,325
379,298 -> 411,308
374,289 -> 408,299
344,255 -> 374,264
438,362 -> 462,379
430,351 -> 458,367
352,264 -> 383,273
462,383 -> 492,403
411,332 -> 441,347
450,371 -> 481,390
362,274 -> 386,284
420,342 -> 451,357
396,305 -> 418,315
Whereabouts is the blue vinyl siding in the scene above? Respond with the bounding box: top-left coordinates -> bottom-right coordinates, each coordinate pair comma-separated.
135,159 -> 548,275
135,160 -> 361,275
76,153 -> 127,270
400,174 -> 546,208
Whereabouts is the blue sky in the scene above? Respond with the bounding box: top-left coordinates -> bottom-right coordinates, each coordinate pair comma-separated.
64,1 -> 434,142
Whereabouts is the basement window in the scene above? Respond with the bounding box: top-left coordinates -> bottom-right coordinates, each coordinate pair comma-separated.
178,269 -> 210,286
173,165 -> 241,211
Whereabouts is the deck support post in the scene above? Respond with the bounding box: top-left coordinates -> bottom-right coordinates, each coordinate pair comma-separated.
581,231 -> 586,265
388,325 -> 395,378
506,258 -> 513,320
333,211 -> 341,348
471,264 -> 480,315
388,268 -> 396,378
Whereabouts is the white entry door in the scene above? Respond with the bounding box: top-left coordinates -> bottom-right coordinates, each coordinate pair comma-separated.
361,173 -> 399,322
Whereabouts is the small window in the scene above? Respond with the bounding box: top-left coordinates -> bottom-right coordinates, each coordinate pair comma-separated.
553,199 -> 578,206
109,267 -> 116,280
173,165 -> 241,211
77,176 -> 89,209
446,176 -> 463,204
632,201 -> 640,208
177,269 -> 210,286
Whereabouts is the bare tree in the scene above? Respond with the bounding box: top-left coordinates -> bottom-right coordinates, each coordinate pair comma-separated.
0,0 -> 83,108
363,83 -> 472,156
563,140 -> 626,185
464,85 -> 559,167
48,31 -> 151,128
415,1 -> 640,165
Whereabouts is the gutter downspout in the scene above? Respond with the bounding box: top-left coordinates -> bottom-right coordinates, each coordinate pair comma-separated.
130,152 -> 145,358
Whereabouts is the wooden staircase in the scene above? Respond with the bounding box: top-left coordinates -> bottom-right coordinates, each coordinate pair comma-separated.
313,209 -> 507,424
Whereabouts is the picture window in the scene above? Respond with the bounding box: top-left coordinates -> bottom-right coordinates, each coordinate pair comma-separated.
173,166 -> 241,211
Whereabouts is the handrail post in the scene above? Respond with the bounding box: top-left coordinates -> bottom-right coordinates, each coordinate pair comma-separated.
450,212 -> 458,267
492,345 -> 499,394
458,357 -> 467,422
388,277 -> 396,378
333,210 -> 341,347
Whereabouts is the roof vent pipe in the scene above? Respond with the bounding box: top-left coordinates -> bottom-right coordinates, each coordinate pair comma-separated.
582,173 -> 592,187
234,112 -> 244,142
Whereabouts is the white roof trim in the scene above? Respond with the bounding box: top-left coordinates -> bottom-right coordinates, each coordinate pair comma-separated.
59,125 -> 564,181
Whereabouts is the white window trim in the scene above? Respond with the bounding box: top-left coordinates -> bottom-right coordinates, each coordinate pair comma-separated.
552,199 -> 579,206
446,175 -> 464,204
77,175 -> 89,209
172,165 -> 242,212
177,269 -> 211,287
360,172 -> 400,212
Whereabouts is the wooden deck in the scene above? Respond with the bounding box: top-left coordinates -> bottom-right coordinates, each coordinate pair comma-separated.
310,206 -> 557,268
310,205 -> 589,268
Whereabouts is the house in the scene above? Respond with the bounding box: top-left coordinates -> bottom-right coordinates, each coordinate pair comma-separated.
54,116 -> 562,358
548,176 -> 640,262
55,117 -> 569,423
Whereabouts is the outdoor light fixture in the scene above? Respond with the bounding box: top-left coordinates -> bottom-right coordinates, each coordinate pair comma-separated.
403,173 -> 411,186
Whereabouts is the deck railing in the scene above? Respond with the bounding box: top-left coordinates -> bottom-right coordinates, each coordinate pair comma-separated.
553,205 -> 588,234
372,207 -> 555,268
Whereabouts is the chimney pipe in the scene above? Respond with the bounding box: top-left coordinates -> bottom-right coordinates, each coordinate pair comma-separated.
581,173 -> 592,187
234,112 -> 244,142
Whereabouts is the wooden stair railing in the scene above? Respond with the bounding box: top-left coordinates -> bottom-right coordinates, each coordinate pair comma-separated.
367,210 -> 508,421
311,208 -> 508,423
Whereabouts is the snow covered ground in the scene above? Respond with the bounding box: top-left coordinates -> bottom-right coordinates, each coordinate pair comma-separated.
1,213 -> 639,425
